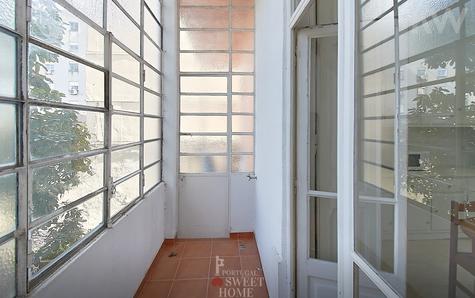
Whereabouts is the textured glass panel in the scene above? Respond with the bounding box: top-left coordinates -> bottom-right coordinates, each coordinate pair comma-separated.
181,77 -> 227,93
28,44 -> 104,107
363,142 -> 394,169
363,94 -> 395,118
0,0 -> 15,29
181,96 -> 227,113
31,0 -> 104,66
360,11 -> 394,50
231,8 -> 254,29
29,106 -> 105,160
232,53 -> 254,72
144,117 -> 161,140
180,0 -> 228,5
145,7 -> 161,46
180,8 -> 228,29
112,115 -> 140,146
232,75 -> 254,92
112,43 -> 140,83
144,91 -> 161,116
144,141 -> 161,166
232,115 -> 254,133
398,0 -> 457,31
361,0 -> 393,21
108,0 -> 140,54
362,40 -> 395,73
181,136 -> 227,154
180,31 -> 228,51
309,197 -> 337,261
111,146 -> 139,181
232,32 -> 254,51
364,119 -> 394,142
232,95 -> 254,113
180,156 -> 227,173
111,175 -> 139,216
64,0 -> 103,26
232,135 -> 253,153
0,104 -> 16,167
362,68 -> 395,95
144,163 -> 160,192
0,32 -> 16,98
232,155 -> 253,172
112,78 -> 140,113
31,194 -> 103,275
145,0 -> 161,19
180,53 -> 229,72
115,0 -> 140,22
356,203 -> 394,273
0,239 -> 15,298
31,154 -> 104,221
144,37 -> 161,71
0,174 -> 16,238
144,65 -> 161,93
181,116 -> 227,133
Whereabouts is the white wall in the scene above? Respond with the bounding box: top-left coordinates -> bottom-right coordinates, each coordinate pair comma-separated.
254,0 -> 288,297
31,186 -> 165,298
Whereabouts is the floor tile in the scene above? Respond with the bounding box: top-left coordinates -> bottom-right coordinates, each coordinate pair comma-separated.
238,240 -> 259,256
138,281 -> 172,298
158,243 -> 185,259
149,258 -> 179,281
176,258 -> 211,279
240,256 -> 264,277
169,279 -> 208,298
212,240 -> 239,257
183,241 -> 212,258
210,256 -> 241,277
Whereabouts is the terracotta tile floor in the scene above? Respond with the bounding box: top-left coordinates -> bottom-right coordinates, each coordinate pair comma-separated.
136,233 -> 269,298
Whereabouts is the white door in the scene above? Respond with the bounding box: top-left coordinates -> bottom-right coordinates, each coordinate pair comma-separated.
296,25 -> 339,298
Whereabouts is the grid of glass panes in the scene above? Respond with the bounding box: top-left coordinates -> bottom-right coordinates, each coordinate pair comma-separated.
179,0 -> 255,174
0,0 -> 163,294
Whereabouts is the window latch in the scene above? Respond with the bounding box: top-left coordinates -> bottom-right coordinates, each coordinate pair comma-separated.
246,174 -> 257,181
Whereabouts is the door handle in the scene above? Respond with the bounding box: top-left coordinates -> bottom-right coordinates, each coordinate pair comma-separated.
247,174 -> 257,181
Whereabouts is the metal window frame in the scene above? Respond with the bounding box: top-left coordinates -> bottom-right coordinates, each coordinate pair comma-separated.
0,0 -> 164,294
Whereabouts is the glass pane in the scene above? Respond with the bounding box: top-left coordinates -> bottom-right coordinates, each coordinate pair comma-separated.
232,75 -> 254,92
144,65 -> 161,93
0,0 -> 15,29
108,0 -> 140,54
232,95 -> 254,113
180,156 -> 227,173
232,32 -> 254,51
181,136 -> 227,154
356,265 -> 386,298
316,0 -> 337,25
309,197 -> 337,262
145,0 -> 161,19
111,146 -> 139,181
181,96 -> 227,113
0,239 -> 15,298
145,7 -> 162,47
144,141 -> 161,166
111,174 -> 139,217
180,53 -> 229,72
144,163 -> 161,192
232,53 -> 254,72
181,116 -> 227,133
31,154 -> 104,221
231,8 -> 254,29
232,135 -> 253,153
144,91 -> 161,116
64,0 -> 103,26
144,37 -> 161,71
115,0 -> 140,22
180,31 -> 228,51
31,0 -> 104,66
180,8 -> 228,29
31,194 -> 103,275
232,155 -> 253,172
181,77 -> 227,93
28,44 -> 105,108
111,114 -> 140,146
0,32 -> 16,98
0,174 -> 16,238
144,117 -> 161,140
29,106 -> 105,160
0,104 -> 16,167
112,43 -> 140,83
112,78 -> 140,113
232,115 -> 253,133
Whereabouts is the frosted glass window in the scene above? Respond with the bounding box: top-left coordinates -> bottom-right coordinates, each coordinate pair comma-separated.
232,95 -> 254,113
145,0 -> 161,19
144,163 -> 161,192
144,141 -> 161,166
145,7 -> 162,47
180,31 -> 228,51
232,75 -> 254,92
0,174 -> 16,238
0,0 -> 15,29
181,116 -> 227,133
144,92 -> 161,116
115,0 -> 140,22
108,0 -> 140,54
144,37 -> 161,71
29,106 -> 105,160
181,77 -> 228,93
181,96 -> 227,113
232,53 -> 254,72
180,53 -> 229,72
232,135 -> 254,153
64,0 -> 103,26
112,78 -> 140,113
112,43 -> 140,83
0,104 -> 16,167
111,146 -> 140,181
111,175 -> 139,216
232,155 -> 253,172
232,32 -> 254,51
181,136 -> 227,154
180,8 -> 228,29
232,115 -> 254,133
231,8 -> 254,29
144,65 -> 161,93
180,156 -> 227,173
112,115 -> 140,146
0,32 -> 16,98
0,239 -> 15,298
144,117 -> 162,140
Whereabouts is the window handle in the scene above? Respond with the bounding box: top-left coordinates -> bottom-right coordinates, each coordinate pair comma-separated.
247,174 -> 257,181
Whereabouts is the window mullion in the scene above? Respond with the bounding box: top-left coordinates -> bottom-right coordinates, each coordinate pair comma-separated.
104,31 -> 113,228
